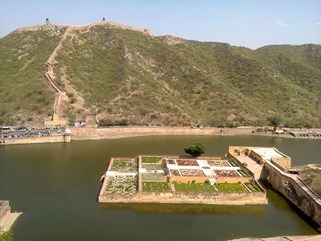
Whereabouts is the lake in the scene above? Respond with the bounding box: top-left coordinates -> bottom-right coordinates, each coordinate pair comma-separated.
0,135 -> 320,241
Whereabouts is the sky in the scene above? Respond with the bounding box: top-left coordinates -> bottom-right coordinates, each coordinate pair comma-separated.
1,0 -> 321,49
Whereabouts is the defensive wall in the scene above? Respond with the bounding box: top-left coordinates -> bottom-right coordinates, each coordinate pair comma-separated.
0,135 -> 71,145
264,161 -> 321,228
12,20 -> 153,37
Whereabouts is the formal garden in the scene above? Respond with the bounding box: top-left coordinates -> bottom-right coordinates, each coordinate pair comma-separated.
141,163 -> 164,171
110,159 -> 137,172
142,173 -> 165,181
104,175 -> 137,195
142,182 -> 171,191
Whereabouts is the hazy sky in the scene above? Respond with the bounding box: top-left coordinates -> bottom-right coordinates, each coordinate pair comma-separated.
1,0 -> 320,49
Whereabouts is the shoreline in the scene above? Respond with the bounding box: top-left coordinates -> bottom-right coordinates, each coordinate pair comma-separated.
1,126 -> 321,146
70,126 -> 321,141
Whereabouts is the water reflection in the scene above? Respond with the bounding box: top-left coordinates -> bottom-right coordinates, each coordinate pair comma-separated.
99,202 -> 267,215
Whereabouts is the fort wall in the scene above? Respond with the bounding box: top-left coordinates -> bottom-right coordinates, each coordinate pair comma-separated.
265,161 -> 321,227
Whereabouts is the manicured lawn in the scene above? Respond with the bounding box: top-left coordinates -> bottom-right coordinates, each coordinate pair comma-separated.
215,183 -> 247,192
174,182 -> 215,192
142,182 -> 170,191
142,156 -> 161,163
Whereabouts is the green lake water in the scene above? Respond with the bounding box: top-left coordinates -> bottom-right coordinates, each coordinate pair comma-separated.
0,135 -> 320,241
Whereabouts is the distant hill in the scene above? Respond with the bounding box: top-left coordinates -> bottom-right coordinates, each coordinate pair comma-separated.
0,22 -> 320,127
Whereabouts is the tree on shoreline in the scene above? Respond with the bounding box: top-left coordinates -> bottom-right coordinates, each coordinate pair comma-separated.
184,143 -> 205,158
267,116 -> 282,132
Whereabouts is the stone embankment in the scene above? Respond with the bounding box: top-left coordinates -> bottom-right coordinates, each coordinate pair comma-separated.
265,161 -> 321,229
70,126 -> 257,140
70,126 -> 321,140
0,135 -> 71,145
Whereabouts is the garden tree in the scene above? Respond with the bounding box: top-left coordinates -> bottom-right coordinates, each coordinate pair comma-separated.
184,143 -> 205,158
267,116 -> 282,131
0,230 -> 13,241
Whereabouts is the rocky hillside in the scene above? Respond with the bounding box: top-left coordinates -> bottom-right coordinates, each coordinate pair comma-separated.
0,22 -> 321,127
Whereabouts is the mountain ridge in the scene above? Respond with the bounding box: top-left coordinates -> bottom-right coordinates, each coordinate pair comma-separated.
0,21 -> 320,127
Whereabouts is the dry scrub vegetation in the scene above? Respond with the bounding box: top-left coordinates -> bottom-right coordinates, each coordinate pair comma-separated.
1,24 -> 321,127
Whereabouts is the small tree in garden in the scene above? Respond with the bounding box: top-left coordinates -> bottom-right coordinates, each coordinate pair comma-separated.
184,143 -> 205,158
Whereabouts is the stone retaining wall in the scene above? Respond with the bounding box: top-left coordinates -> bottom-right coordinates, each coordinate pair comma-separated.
0,135 -> 70,145
71,127 -> 255,140
98,191 -> 267,205
265,161 -> 321,227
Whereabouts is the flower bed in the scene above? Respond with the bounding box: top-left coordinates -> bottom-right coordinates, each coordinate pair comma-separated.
142,173 -> 165,181
104,175 -> 137,195
110,159 -> 137,172
214,170 -> 240,177
207,160 -> 230,167
170,170 -> 180,176
176,159 -> 198,166
179,169 -> 205,177
142,182 -> 170,191
142,163 -> 164,171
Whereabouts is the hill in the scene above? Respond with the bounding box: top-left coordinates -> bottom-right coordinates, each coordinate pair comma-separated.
0,22 -> 321,127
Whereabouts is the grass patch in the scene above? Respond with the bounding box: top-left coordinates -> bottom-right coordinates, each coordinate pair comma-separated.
142,156 -> 161,163
142,182 -> 170,191
215,182 -> 247,192
174,182 -> 215,192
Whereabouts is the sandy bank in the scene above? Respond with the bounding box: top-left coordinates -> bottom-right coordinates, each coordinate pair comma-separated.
70,126 -> 299,140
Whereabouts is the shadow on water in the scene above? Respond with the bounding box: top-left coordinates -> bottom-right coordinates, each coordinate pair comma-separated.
262,180 -> 321,233
99,202 -> 267,215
